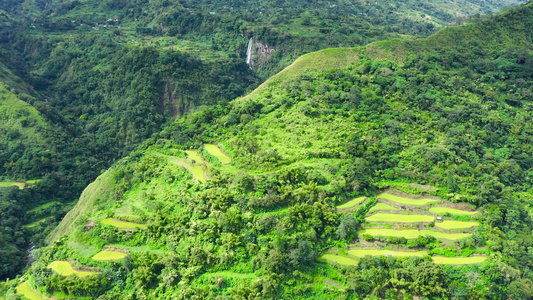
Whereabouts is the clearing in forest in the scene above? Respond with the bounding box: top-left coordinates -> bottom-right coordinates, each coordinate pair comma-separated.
101,218 -> 147,230
48,261 -> 99,277
0,181 -> 25,189
347,249 -> 427,258
336,196 -> 367,209
366,213 -> 435,223
16,281 -> 45,300
368,203 -> 398,213
435,220 -> 479,230
360,228 -> 472,240
320,254 -> 358,266
0,179 -> 41,189
92,250 -> 127,261
204,144 -> 231,164
429,207 -> 478,216
432,256 -> 488,265
377,193 -> 438,205
24,216 -> 54,228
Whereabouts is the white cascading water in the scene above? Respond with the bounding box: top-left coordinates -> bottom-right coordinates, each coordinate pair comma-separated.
246,37 -> 253,70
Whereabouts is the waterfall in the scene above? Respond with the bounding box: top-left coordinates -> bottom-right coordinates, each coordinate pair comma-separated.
246,37 -> 253,70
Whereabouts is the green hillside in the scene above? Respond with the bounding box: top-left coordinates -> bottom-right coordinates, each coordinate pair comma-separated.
0,0 -> 525,282
3,0 -> 528,78
4,2 -> 530,299
0,83 -> 47,170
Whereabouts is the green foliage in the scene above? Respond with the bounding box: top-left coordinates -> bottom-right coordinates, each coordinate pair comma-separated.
2,0 -> 533,298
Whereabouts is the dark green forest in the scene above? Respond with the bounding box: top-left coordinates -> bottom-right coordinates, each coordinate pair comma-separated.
0,1 -> 531,299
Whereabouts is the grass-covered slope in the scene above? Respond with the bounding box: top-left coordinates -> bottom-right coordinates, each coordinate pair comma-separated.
47,169 -> 115,243
10,2 -> 533,299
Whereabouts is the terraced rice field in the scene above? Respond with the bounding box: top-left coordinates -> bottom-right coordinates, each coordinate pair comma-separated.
173,159 -> 208,182
204,144 -> 231,164
337,196 -> 367,209
360,228 -> 472,240
101,218 -> 147,229
432,256 -> 488,265
378,193 -> 438,205
320,254 -> 358,266
0,181 -> 25,189
348,249 -> 427,258
429,207 -> 478,216
435,220 -> 479,230
366,213 -> 435,223
16,281 -> 45,300
368,203 -> 399,212
422,230 -> 472,240
190,166 -> 207,183
185,150 -> 204,164
48,261 -> 99,277
0,179 -> 40,189
92,250 -> 127,261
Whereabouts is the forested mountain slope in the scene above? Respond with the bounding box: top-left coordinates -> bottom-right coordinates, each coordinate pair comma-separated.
3,0 -> 528,78
2,2 -> 531,299
0,0 -> 526,282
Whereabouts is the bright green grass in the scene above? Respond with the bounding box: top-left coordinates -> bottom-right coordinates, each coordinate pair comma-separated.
429,207 -> 478,216
360,228 -> 471,240
435,220 -> 479,230
48,261 -> 99,277
0,179 -> 40,189
368,203 -> 399,213
190,166 -> 206,183
336,196 -> 367,209
204,144 -> 231,164
172,158 -> 208,182
105,244 -> 170,254
101,218 -> 147,229
92,250 -> 127,261
378,193 -> 438,205
366,213 -> 435,223
47,170 -> 115,244
421,230 -> 472,240
432,256 -> 488,265
0,181 -> 25,189
16,281 -> 45,300
67,241 -> 98,258
320,254 -> 358,266
347,249 -> 427,258
240,47 -> 360,101
26,179 -> 42,185
185,150 -> 204,164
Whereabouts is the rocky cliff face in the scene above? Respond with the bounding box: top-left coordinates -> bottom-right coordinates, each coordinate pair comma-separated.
249,40 -> 278,70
